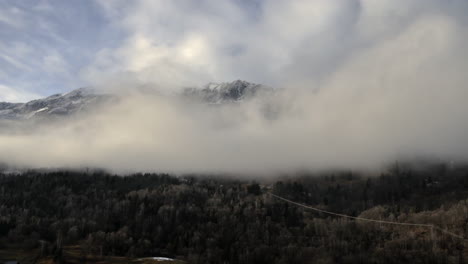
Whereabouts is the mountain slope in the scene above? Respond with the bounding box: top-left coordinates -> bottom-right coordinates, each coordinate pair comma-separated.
182,80 -> 273,104
0,87 -> 111,120
0,81 -> 274,120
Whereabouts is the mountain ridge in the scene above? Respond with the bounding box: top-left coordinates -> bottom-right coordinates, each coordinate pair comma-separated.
0,80 -> 273,120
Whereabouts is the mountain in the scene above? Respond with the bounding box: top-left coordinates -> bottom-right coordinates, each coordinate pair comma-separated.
0,87 -> 112,120
0,80 -> 273,120
182,80 -> 273,104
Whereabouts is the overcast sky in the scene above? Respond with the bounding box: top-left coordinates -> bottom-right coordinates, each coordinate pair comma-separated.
1,0 -> 468,102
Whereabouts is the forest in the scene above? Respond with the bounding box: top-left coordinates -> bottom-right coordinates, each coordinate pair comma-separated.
0,162 -> 467,263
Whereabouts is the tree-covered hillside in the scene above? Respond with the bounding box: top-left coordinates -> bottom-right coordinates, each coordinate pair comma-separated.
0,164 -> 467,263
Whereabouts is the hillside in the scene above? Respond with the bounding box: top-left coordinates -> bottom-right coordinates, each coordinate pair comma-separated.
1,163 -> 467,263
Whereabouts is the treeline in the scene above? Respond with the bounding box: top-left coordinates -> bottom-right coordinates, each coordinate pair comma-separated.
0,163 -> 467,263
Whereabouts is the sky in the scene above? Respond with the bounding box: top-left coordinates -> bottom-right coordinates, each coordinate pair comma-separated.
1,0 -> 467,101
1,0 -> 468,173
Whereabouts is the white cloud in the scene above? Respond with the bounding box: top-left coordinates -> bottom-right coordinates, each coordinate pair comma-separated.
82,1 -> 364,87
84,0 -> 468,90
0,84 -> 40,102
43,51 -> 69,74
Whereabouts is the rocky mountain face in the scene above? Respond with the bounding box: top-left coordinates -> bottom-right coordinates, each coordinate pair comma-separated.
0,80 -> 273,120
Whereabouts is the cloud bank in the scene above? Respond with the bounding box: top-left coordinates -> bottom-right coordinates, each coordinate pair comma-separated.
1,0 -> 468,173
